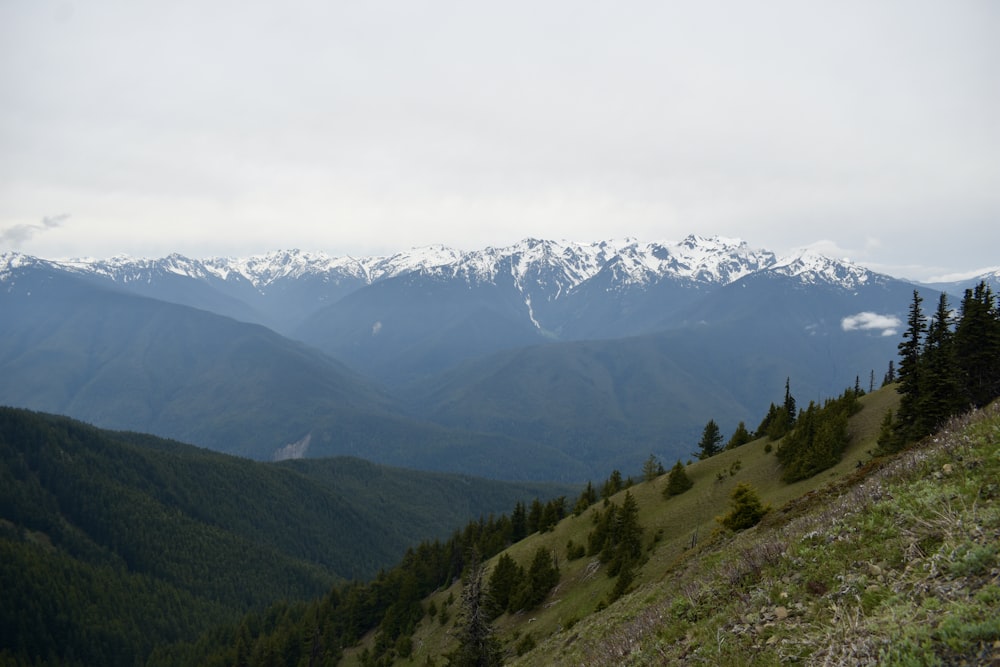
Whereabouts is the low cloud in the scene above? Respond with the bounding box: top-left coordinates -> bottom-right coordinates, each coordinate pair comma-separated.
0,214 -> 70,246
841,312 -> 901,337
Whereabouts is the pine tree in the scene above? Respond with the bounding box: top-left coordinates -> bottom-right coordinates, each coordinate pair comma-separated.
783,378 -> 797,427
717,483 -> 769,531
894,290 -> 927,443
606,491 -> 643,577
696,419 -> 724,459
642,454 -> 664,482
573,481 -> 597,515
919,292 -> 964,433
725,421 -> 752,449
512,547 -> 560,610
510,502 -> 527,542
449,554 -> 502,667
954,282 -> 1000,407
486,553 -> 522,615
882,360 -> 896,387
662,460 -> 693,497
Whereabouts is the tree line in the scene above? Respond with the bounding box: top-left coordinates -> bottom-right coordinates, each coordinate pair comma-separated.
879,282 -> 1000,451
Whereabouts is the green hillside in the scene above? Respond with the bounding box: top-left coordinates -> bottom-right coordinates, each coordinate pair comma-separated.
0,408 -> 571,666
343,386 -> 900,664
328,388 -> 997,666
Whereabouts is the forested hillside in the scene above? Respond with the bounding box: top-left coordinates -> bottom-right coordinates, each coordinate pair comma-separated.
0,409 -> 571,666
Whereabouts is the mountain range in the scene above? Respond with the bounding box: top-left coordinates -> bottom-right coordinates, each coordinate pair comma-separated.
2,235 -> 993,480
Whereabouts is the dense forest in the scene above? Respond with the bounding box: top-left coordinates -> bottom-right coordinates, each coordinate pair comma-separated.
0,411 -> 569,666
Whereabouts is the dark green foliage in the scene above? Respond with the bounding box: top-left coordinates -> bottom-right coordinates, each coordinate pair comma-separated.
573,481 -> 598,515
663,460 -> 694,498
448,556 -> 503,667
512,547 -> 561,610
882,359 -> 896,386
894,290 -> 928,446
725,421 -> 753,449
539,497 -> 568,532
954,282 -> 1000,408
696,419 -> 724,459
783,378 -> 797,427
919,293 -> 965,431
487,554 -> 522,616
565,539 -> 586,561
601,469 -> 625,499
776,389 -> 860,482
755,402 -> 794,441
886,283 -> 1000,452
588,491 -> 644,579
717,483 -> 769,531
0,408 -> 568,667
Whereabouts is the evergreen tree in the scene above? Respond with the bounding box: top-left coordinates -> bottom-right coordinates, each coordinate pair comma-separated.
512,547 -> 560,610
894,290 -> 927,444
510,501 -> 527,542
605,491 -> 643,577
725,421 -> 752,450
642,454 -> 665,482
783,378 -> 797,427
486,553 -> 522,616
601,470 -> 624,499
662,460 -> 693,498
919,292 -> 964,432
696,419 -> 724,459
954,282 -> 1000,407
717,483 -> 769,531
526,499 -> 543,534
573,482 -> 597,515
882,359 -> 896,386
449,555 -> 502,667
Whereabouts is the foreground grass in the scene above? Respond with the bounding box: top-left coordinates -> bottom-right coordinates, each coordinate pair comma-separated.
513,401 -> 1000,666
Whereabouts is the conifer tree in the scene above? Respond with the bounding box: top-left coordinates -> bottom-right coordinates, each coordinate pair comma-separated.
663,460 -> 693,497
573,481 -> 597,515
486,553 -> 522,616
954,282 -> 1000,407
894,290 -> 927,444
449,554 -> 502,667
725,421 -> 752,449
696,419 -> 724,459
717,483 -> 769,531
642,454 -> 665,481
783,377 -> 797,426
919,292 -> 964,433
605,491 -> 643,577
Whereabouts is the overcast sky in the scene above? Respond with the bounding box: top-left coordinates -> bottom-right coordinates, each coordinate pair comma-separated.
1,1 -> 997,281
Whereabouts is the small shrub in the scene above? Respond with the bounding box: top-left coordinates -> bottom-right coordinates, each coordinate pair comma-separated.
717,483 -> 770,531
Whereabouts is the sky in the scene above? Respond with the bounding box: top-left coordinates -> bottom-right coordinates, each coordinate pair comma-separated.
1,1 -> 997,281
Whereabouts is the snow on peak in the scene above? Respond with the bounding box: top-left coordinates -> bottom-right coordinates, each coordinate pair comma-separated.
770,249 -> 877,288
4,236 -> 886,294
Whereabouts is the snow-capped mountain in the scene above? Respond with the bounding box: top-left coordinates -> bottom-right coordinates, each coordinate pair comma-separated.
0,235 -> 958,479
2,234 -> 870,309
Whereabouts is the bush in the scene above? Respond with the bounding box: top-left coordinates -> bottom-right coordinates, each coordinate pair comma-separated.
717,483 -> 769,531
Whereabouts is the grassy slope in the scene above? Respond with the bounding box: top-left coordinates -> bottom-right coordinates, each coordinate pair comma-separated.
346,387 -> 1000,665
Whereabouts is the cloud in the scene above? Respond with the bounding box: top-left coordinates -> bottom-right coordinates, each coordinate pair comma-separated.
0,214 -> 70,246
841,312 -> 901,337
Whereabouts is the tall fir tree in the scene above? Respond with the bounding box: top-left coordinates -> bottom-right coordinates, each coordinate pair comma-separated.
696,419 -> 724,459
783,378 -> 797,426
894,290 -> 927,445
954,282 -> 1000,408
919,293 -> 964,433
